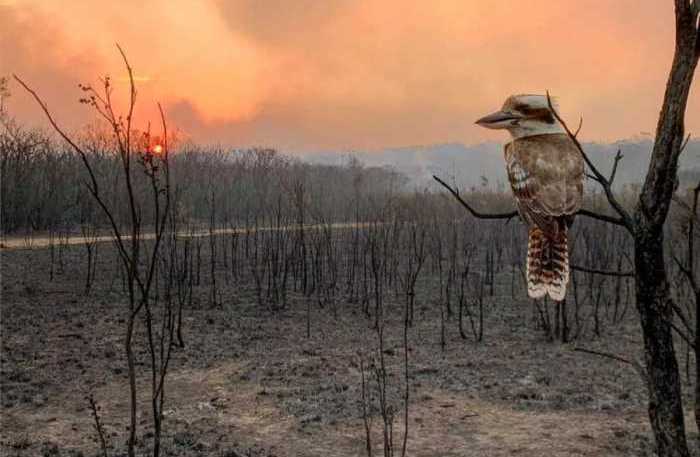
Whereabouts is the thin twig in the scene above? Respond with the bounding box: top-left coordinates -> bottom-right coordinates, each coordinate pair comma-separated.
87,394 -> 109,457
669,313 -> 696,350
432,175 -> 518,221
570,264 -> 634,277
573,347 -> 646,380
576,208 -> 626,226
679,133 -> 692,154
546,91 -> 634,230
609,149 -> 623,185
574,347 -> 634,365
12,74 -> 133,273
573,116 -> 583,138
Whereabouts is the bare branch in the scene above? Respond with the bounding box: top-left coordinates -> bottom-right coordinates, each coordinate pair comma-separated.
432,175 -> 518,221
570,264 -> 634,277
679,133 -> 692,153
87,394 -> 109,457
434,174 -> 627,226
672,251 -> 698,293
116,43 -> 136,155
574,347 -> 633,364
573,116 -> 583,138
585,172 -> 600,182
609,149 -> 623,185
546,91 -> 634,230
670,298 -> 696,341
669,319 -> 696,350
574,208 -> 626,226
573,347 -> 646,380
672,178 -> 700,295
672,195 -> 696,216
12,74 -> 132,267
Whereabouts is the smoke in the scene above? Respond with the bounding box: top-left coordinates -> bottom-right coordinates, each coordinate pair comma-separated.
2,0 -> 696,151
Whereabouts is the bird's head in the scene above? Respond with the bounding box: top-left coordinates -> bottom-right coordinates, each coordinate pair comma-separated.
475,94 -> 564,139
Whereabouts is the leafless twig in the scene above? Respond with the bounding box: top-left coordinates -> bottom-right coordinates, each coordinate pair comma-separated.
87,393 -> 109,457
546,91 -> 633,230
573,347 -> 646,380
570,264 -> 634,277
432,175 -> 517,221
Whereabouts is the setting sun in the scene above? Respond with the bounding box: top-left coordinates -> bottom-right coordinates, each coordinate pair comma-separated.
3,2 -> 700,457
3,0 -> 698,151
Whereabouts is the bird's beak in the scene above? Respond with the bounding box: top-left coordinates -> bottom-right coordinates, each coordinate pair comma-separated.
475,110 -> 522,129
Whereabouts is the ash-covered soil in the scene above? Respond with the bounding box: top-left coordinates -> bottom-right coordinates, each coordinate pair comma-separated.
1,239 -> 696,456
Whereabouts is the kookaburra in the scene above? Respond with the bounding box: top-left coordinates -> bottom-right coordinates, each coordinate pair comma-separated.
476,94 -> 584,301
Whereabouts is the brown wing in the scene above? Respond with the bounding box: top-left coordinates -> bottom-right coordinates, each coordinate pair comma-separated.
505,133 -> 584,232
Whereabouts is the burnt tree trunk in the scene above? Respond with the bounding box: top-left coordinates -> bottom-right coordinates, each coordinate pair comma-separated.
634,233 -> 689,456
695,289 -> 700,437
632,2 -> 698,456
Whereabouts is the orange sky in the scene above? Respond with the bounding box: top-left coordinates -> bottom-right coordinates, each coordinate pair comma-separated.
2,0 -> 699,151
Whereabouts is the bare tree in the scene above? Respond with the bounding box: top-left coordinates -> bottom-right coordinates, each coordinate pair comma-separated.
628,5 -> 699,455
434,2 -> 699,454
15,45 -> 174,457
672,181 -> 700,436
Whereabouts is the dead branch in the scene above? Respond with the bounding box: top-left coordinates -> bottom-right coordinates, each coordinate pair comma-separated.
608,149 -> 623,185
16,44 -> 174,457
576,208 -> 626,226
570,264 -> 634,277
546,92 -> 634,230
87,394 -> 109,457
573,116 -> 583,138
432,175 -> 518,221
669,318 -> 696,350
573,347 -> 646,380
433,175 -> 627,226
672,179 -> 700,293
12,74 -> 137,291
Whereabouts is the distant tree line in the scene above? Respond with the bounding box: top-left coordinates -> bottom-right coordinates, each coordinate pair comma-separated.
0,120 -> 408,234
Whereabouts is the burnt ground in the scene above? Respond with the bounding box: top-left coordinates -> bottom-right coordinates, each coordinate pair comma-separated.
1,238 -> 698,457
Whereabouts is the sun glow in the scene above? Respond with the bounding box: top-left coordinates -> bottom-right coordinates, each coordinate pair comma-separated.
5,0 -> 698,150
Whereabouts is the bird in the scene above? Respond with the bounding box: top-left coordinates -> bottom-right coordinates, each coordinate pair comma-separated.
475,94 -> 584,301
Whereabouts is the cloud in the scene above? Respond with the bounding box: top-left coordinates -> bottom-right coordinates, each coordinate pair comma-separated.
1,4 -> 105,128
215,0 -> 354,48
3,0 -> 698,151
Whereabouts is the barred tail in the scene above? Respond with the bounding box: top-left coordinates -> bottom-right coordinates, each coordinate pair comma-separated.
526,222 -> 569,301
